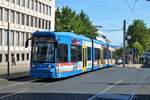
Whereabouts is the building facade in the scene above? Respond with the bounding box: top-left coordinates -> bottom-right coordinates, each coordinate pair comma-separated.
0,0 -> 55,65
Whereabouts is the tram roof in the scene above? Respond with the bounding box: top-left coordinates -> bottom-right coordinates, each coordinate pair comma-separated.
32,31 -> 116,48
33,31 -> 91,41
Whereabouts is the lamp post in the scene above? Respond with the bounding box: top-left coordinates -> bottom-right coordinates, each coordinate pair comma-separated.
7,22 -> 10,77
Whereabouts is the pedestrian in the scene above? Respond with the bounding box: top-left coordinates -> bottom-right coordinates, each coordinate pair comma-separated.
11,55 -> 16,66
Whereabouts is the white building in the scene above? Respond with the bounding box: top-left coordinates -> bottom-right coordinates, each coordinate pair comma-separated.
96,31 -> 111,43
0,0 -> 55,65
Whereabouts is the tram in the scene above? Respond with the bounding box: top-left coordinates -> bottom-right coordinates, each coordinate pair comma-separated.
25,31 -> 115,78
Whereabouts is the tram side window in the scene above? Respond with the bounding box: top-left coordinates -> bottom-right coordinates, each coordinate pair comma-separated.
57,44 -> 68,63
95,48 -> 100,60
87,47 -> 91,60
108,50 -> 111,59
103,48 -> 108,59
71,45 -> 82,62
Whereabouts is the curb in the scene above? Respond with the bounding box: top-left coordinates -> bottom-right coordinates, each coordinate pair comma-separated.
0,72 -> 29,80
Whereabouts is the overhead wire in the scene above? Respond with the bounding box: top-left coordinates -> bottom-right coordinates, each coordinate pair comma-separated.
123,0 -> 138,18
132,0 -> 138,10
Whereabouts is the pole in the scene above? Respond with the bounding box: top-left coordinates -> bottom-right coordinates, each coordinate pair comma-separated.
7,22 -> 10,77
107,43 -> 109,66
123,20 -> 126,67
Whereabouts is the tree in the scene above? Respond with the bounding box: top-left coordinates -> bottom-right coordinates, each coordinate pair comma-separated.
132,41 -> 144,55
132,41 -> 144,63
127,20 -> 150,50
115,48 -> 123,59
55,7 -> 98,39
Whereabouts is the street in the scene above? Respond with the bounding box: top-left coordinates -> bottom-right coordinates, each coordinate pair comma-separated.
0,66 -> 150,100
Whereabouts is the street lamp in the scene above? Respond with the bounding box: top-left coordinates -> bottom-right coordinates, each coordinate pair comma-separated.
126,35 -> 132,40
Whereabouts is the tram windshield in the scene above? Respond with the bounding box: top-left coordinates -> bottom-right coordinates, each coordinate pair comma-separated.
32,41 -> 55,63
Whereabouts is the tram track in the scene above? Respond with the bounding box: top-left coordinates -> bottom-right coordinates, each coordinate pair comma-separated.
87,68 -> 144,100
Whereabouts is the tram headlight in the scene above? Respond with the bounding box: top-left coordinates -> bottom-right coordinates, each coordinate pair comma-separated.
48,65 -> 51,69
32,64 -> 35,67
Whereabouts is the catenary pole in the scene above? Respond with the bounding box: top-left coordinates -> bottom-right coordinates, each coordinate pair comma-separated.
7,22 -> 10,77
123,20 -> 126,67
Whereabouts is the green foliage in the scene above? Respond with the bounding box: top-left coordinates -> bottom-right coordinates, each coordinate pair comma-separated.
132,41 -> 144,55
115,48 -> 123,59
55,7 -> 98,38
127,20 -> 150,50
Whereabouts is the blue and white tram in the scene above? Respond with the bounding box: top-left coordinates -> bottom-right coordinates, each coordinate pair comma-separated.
25,31 -> 115,79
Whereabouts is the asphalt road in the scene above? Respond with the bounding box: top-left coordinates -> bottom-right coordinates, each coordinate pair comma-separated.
0,66 -> 150,100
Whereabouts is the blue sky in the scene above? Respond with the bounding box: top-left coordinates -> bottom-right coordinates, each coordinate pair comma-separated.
56,0 -> 150,46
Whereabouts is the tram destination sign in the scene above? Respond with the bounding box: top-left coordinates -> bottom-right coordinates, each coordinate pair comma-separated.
34,37 -> 55,43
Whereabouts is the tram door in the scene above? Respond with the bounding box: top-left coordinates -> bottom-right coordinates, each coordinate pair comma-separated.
82,45 -> 87,72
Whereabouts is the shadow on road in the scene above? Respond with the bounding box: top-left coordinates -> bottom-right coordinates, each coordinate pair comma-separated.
0,93 -> 93,100
0,93 -> 150,100
141,64 -> 150,68
85,82 -> 150,86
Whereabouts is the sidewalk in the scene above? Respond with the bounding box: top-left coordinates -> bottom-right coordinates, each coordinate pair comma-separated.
0,63 -> 30,79
116,64 -> 142,68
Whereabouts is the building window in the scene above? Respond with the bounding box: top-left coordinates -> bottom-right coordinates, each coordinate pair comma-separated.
46,5 -> 48,15
27,53 -> 29,60
17,54 -> 20,61
5,54 -> 8,62
35,17 -> 37,28
42,19 -> 44,29
10,31 -> 14,46
0,29 -> 2,46
26,15 -> 29,26
0,54 -> 2,62
16,31 -> 20,46
16,0 -> 20,5
32,0 -> 34,10
30,0 -> 33,9
39,18 -> 41,28
16,12 -> 20,24
35,1 -> 38,11
26,0 -> 30,9
4,9 -> 9,22
46,20 -> 48,30
39,3 -> 41,13
10,0 -> 15,4
31,16 -> 33,27
49,7 -> 51,16
4,30 -> 8,46
21,0 -> 25,7
57,44 -> 68,63
22,54 -> 24,61
21,13 -> 25,25
10,11 -> 15,23
41,3 -> 43,13
49,21 -> 51,30
43,4 -> 45,14
0,8 -> 2,21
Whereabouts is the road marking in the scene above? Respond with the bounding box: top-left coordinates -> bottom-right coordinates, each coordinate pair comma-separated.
128,71 -> 149,100
100,79 -> 123,94
87,79 -> 123,100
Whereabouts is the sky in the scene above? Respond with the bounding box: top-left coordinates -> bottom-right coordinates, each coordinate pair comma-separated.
56,0 -> 150,46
